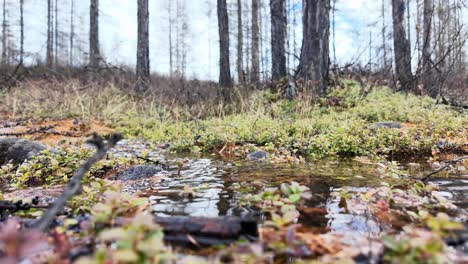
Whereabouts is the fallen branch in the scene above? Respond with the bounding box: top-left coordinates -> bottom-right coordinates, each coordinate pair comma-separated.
0,125 -> 82,138
30,133 -> 122,231
421,156 -> 468,182
0,199 -> 50,220
154,216 -> 258,247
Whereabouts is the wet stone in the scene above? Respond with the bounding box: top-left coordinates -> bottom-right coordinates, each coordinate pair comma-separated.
374,122 -> 402,129
115,164 -> 164,181
0,138 -> 47,165
247,151 -> 269,161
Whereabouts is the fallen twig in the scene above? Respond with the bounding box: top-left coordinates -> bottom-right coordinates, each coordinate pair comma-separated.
421,156 -> 468,182
0,125 -> 82,138
30,133 -> 122,231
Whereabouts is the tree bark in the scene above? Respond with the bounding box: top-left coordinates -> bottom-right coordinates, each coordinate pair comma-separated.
167,1 -> 173,76
296,0 -> 330,96
422,0 -> 435,96
69,0 -> 74,66
54,0 -> 58,66
46,0 -> 53,67
251,0 -> 260,84
1,0 -> 7,65
236,0 -> 243,84
217,0 -> 233,94
382,0 -> 388,70
270,0 -> 287,82
391,0 -> 414,91
19,0 -> 24,64
136,0 -> 150,92
89,0 -> 100,67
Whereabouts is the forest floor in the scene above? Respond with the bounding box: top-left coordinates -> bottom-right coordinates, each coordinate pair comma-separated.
0,80 -> 467,263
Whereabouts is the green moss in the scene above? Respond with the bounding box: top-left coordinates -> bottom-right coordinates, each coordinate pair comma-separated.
113,86 -> 465,159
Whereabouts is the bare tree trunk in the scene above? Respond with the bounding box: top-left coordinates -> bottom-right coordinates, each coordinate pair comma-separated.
244,4 -> 250,82
217,0 -> 233,93
406,0 -> 411,56
1,0 -> 7,65
416,0 -> 422,64
89,0 -> 100,67
54,0 -> 58,66
136,0 -> 150,92
167,1 -> 173,76
422,0 -> 434,96
382,0 -> 388,70
236,0 -> 243,84
391,0 -> 414,91
69,0 -> 74,66
46,0 -> 53,67
19,0 -> 24,64
296,0 -> 330,96
251,0 -> 260,84
270,0 -> 287,82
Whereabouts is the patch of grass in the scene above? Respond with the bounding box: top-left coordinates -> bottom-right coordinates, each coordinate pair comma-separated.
1,80 -> 466,159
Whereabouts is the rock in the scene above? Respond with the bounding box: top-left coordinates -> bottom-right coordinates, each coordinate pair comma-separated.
374,122 -> 402,129
247,151 -> 269,161
0,138 -> 47,165
115,164 -> 163,181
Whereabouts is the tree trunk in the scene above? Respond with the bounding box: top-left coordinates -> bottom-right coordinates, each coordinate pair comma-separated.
19,0 -> 24,64
136,0 -> 150,92
1,0 -> 7,65
251,0 -> 260,84
422,0 -> 435,96
217,0 -> 233,94
167,1 -> 173,76
391,0 -> 414,91
54,0 -> 58,66
46,0 -> 53,67
406,0 -> 411,56
296,0 -> 330,97
270,0 -> 287,82
382,0 -> 388,70
236,0 -> 243,84
69,0 -> 74,66
89,0 -> 100,67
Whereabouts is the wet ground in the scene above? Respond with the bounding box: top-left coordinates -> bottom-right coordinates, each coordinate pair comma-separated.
109,140 -> 468,236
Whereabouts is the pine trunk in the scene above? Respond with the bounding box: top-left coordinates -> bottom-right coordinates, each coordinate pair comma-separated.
136,0 -> 150,92
46,0 -> 53,67
236,0 -> 243,84
296,0 -> 330,96
251,0 -> 260,84
89,0 -> 100,67
391,0 -> 414,91
422,0 -> 435,96
19,0 -> 24,64
270,0 -> 287,82
1,0 -> 6,65
217,0 -> 233,93
69,0 -> 74,65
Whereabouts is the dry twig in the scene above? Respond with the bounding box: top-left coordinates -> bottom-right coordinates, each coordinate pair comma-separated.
30,133 -> 122,231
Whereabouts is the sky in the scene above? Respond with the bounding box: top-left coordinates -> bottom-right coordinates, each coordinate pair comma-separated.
3,0 -> 467,81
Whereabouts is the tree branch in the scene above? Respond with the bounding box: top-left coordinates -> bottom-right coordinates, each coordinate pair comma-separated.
30,133 -> 122,231
421,156 -> 468,182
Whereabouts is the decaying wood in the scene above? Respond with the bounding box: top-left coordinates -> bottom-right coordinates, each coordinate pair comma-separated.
155,216 -> 258,247
30,133 -> 122,231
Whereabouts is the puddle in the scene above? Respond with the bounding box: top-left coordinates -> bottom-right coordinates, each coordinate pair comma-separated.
109,140 -> 468,235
